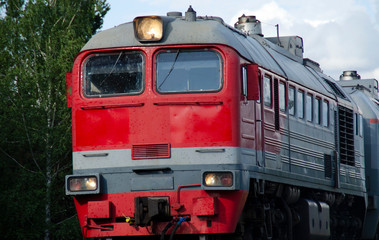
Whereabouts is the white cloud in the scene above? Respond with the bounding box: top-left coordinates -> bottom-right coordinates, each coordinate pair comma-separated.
373,68 -> 379,79
304,19 -> 336,28
302,8 -> 379,80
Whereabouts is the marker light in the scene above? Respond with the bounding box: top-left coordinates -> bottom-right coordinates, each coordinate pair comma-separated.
204,172 -> 233,187
133,16 -> 163,42
68,176 -> 98,192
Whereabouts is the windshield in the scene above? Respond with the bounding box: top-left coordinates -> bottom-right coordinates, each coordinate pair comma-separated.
156,50 -> 222,93
83,52 -> 144,97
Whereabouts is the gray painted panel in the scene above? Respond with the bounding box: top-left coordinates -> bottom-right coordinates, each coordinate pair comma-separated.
73,147 -> 245,170
131,176 -> 173,191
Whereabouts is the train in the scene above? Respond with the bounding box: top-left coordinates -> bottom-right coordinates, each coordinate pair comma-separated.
65,6 -> 379,240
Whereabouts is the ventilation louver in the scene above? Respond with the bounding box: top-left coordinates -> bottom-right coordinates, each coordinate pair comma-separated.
132,143 -> 171,159
338,106 -> 354,166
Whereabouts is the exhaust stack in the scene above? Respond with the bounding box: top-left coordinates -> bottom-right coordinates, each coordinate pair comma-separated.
234,15 -> 263,37
340,70 -> 361,81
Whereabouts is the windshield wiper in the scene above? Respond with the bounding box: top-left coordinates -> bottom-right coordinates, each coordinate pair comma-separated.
158,50 -> 180,90
99,51 -> 123,86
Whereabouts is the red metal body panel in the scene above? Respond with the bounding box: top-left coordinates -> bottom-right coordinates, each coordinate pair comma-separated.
88,200 -> 110,219
75,190 -> 248,238
70,45 -> 242,152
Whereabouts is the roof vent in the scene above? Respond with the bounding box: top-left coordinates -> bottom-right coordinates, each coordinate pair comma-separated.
167,11 -> 182,17
340,70 -> 361,81
185,5 -> 196,21
234,15 -> 263,37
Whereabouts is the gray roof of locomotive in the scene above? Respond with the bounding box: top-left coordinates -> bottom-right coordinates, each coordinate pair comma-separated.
81,14 -> 343,100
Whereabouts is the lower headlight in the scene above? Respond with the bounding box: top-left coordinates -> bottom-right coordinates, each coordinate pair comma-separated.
203,172 -> 233,187
65,174 -> 100,196
69,177 -> 97,191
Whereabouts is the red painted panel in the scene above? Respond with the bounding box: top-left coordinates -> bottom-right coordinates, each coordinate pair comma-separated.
75,107 -> 131,150
74,190 -> 248,238
169,104 -> 233,147
192,197 -> 217,216
88,200 -> 110,218
246,64 -> 259,100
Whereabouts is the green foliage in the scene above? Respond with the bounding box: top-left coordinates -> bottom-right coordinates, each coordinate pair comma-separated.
0,170 -> 45,239
0,0 -> 109,239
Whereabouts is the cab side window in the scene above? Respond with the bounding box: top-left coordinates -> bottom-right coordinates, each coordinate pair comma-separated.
279,81 -> 286,112
297,90 -> 304,119
315,98 -> 321,125
264,76 -> 272,107
323,100 -> 329,127
306,93 -> 313,122
288,86 -> 295,116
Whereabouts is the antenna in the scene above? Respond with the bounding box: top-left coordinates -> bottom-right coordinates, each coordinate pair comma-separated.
275,24 -> 282,47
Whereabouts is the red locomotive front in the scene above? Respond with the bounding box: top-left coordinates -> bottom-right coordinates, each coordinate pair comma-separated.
66,13 -> 259,239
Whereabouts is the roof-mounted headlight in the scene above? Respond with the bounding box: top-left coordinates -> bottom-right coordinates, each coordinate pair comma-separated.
133,16 -> 163,42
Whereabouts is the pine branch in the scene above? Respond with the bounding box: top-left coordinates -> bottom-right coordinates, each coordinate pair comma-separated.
0,147 -> 39,174
54,214 -> 77,226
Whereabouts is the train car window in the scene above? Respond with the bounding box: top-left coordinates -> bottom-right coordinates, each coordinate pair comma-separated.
242,66 -> 247,98
263,76 -> 272,107
83,52 -> 144,97
297,90 -> 304,119
279,81 -> 286,112
257,75 -> 261,103
156,49 -> 222,93
355,113 -> 359,135
306,94 -> 313,122
288,86 -> 295,115
315,98 -> 321,125
274,79 -> 280,130
323,100 -> 329,127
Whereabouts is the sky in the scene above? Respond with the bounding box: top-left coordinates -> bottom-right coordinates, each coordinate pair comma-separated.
101,0 -> 379,81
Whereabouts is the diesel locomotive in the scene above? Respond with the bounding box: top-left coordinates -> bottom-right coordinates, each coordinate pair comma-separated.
65,6 -> 379,239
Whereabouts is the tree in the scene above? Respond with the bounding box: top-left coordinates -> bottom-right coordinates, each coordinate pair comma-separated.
0,0 -> 109,239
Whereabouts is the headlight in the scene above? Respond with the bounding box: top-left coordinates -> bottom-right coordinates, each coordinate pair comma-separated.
69,177 -> 97,191
65,174 -> 100,195
133,16 -> 163,42
203,172 -> 233,187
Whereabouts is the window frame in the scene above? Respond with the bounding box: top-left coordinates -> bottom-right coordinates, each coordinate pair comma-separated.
155,48 -> 223,94
279,81 -> 286,112
82,51 -> 145,98
306,93 -> 313,122
323,100 -> 330,127
297,89 -> 304,119
355,113 -> 359,136
288,85 -> 296,116
263,75 -> 272,107
315,97 -> 322,125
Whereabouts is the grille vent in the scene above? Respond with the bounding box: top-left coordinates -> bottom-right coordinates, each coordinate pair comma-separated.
132,143 -> 171,160
338,106 -> 354,166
